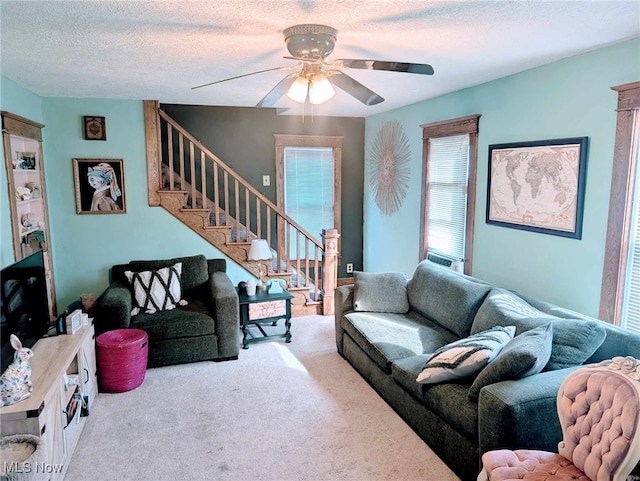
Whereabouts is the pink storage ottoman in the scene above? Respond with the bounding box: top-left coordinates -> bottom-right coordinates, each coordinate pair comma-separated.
96,328 -> 148,393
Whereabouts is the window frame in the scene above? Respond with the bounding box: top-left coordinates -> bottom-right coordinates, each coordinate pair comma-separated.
419,114 -> 480,275
274,134 -> 343,245
599,81 -> 640,325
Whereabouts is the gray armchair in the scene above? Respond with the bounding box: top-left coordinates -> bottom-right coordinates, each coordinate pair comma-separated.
94,254 -> 239,367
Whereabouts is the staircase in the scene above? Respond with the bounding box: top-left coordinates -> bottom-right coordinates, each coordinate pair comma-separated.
142,101 -> 339,316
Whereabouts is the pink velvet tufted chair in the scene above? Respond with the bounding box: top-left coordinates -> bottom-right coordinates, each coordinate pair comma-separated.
477,357 -> 640,481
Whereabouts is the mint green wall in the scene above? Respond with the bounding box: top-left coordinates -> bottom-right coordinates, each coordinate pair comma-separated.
4,37 -> 638,316
364,38 -> 640,317
0,77 -> 43,268
40,98 -> 250,310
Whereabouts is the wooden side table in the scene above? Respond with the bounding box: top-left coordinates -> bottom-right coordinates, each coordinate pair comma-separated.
237,288 -> 294,349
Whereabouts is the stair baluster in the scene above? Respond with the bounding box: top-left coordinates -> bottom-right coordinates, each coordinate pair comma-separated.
146,103 -> 338,315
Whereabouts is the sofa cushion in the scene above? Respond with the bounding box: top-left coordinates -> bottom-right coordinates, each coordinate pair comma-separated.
392,354 -> 431,399
468,323 -> 553,400
125,262 -> 183,315
416,326 -> 515,384
421,382 -> 479,441
392,355 -> 478,441
471,289 -> 607,371
132,299 -> 216,340
586,324 -> 640,364
353,271 -> 409,313
541,319 -> 606,371
407,260 -> 492,338
470,288 -> 555,335
173,255 -> 209,293
343,311 -> 458,373
490,315 -> 605,371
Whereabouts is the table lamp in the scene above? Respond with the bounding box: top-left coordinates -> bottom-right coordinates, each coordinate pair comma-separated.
247,239 -> 272,289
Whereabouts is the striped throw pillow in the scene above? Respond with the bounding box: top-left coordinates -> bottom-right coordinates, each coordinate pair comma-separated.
416,325 -> 515,384
125,262 -> 183,315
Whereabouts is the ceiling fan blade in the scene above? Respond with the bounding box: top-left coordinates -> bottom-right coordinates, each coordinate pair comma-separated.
191,65 -> 299,90
335,59 -> 434,75
283,55 -> 320,63
256,73 -> 299,107
327,70 -> 384,106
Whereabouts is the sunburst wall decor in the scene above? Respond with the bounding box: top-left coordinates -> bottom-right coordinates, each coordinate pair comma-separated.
369,120 -> 411,216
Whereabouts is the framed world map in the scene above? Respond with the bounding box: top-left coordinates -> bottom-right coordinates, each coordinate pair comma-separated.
486,137 -> 588,239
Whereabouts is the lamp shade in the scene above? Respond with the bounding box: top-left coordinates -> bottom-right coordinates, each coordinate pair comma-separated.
286,76 -> 309,103
309,73 -> 335,105
247,239 -> 272,261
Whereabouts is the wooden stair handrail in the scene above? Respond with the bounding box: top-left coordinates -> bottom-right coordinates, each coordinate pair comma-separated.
158,109 -> 323,250
149,103 -> 339,315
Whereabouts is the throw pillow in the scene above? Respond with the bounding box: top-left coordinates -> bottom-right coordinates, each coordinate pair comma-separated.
467,323 -> 553,400
541,319 -> 606,371
125,262 -> 184,315
502,317 -> 606,371
416,326 -> 516,385
127,255 -> 208,295
353,271 -> 409,314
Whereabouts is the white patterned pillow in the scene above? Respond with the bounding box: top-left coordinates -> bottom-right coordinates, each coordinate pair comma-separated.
416,326 -> 516,384
125,262 -> 185,315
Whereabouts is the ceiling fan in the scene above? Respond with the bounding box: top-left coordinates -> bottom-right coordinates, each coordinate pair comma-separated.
192,24 -> 434,107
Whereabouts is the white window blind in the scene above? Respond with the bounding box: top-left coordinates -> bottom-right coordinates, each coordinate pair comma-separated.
621,129 -> 640,333
283,146 -> 334,241
427,134 -> 469,260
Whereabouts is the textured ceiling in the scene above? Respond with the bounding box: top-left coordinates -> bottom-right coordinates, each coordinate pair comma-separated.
1,1 -> 639,117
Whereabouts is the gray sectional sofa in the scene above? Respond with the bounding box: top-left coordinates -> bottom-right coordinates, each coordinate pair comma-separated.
334,260 -> 640,481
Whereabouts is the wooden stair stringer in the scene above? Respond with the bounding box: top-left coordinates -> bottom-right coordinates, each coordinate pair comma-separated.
158,190 -> 262,278
159,192 -> 316,298
287,286 -> 322,317
156,164 -> 326,316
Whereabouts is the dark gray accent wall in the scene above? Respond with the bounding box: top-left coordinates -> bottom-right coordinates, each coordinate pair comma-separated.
160,104 -> 364,278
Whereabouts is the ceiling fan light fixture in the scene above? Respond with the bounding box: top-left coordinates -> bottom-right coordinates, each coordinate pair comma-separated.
286,75 -> 309,103
309,73 -> 335,105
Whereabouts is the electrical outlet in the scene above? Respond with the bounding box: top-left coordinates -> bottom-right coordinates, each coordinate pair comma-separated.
346,263 -> 354,274
262,175 -> 270,186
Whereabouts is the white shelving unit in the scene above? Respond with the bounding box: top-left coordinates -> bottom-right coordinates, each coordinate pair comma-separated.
2,111 -> 56,317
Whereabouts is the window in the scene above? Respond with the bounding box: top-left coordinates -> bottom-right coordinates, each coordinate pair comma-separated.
623,141 -> 640,333
420,115 -> 480,274
283,146 -> 334,239
600,81 -> 640,332
274,134 -> 342,257
426,134 -> 470,259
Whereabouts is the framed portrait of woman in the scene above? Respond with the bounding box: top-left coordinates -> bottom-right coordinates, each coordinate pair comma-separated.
73,158 -> 126,214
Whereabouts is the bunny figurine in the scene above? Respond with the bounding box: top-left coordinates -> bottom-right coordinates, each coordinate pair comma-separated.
0,334 -> 34,406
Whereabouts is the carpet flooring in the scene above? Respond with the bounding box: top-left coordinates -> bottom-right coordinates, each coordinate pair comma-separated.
66,315 -> 460,481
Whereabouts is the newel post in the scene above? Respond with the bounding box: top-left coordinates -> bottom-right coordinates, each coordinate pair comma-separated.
322,228 -> 340,316
143,100 -> 162,206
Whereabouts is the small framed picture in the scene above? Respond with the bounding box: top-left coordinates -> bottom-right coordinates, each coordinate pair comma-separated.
15,151 -> 37,170
66,309 -> 83,335
83,116 -> 106,141
73,158 -> 126,214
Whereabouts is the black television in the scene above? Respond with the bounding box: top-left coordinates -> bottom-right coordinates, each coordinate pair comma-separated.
0,250 -> 52,373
